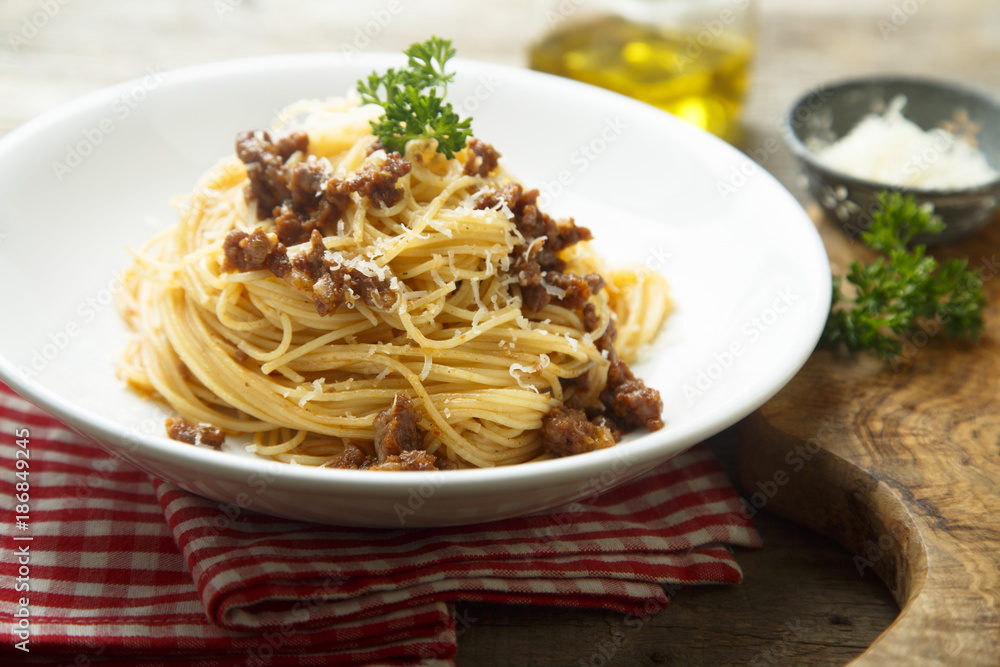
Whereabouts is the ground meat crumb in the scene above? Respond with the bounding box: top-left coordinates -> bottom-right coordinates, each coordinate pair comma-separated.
275,163 -> 351,246
235,130 -> 308,219
222,228 -> 290,277
517,269 -> 605,314
601,359 -> 664,431
329,443 -> 368,470
330,440 -> 441,471
276,230 -> 395,315
519,284 -> 550,313
582,302 -> 600,333
542,405 -> 617,457
274,132 -> 309,161
484,186 -> 592,259
595,314 -> 618,351
368,450 -> 439,471
312,255 -> 395,316
550,271 -> 604,311
313,267 -> 394,315
273,205 -> 307,247
292,229 -> 326,289
590,414 -> 623,443
372,392 -> 424,461
165,417 -> 225,448
290,229 -> 329,280
347,152 -> 412,208
288,161 -> 326,212
486,185 -> 596,313
463,138 -> 501,177
474,182 -> 521,212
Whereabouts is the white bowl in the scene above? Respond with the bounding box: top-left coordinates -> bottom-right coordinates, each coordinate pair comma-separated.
0,54 -> 830,527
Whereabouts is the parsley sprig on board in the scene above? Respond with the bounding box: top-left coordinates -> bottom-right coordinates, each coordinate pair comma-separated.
823,191 -> 986,362
357,36 -> 472,158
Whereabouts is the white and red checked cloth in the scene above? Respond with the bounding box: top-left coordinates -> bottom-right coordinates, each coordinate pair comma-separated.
0,383 -> 761,665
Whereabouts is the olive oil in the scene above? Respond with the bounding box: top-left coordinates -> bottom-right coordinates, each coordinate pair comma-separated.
529,15 -> 753,142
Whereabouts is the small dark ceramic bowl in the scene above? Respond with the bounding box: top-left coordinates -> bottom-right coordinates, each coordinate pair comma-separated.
783,75 -> 1000,245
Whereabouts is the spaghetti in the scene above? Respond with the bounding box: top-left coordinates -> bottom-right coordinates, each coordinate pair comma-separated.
119,99 -> 671,470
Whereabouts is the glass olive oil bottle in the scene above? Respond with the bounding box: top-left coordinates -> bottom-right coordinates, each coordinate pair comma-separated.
530,12 -> 754,143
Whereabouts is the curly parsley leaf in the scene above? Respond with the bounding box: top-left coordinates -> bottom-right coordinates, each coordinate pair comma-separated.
822,191 -> 986,362
403,37 -> 457,89
862,190 -> 944,253
356,36 -> 472,158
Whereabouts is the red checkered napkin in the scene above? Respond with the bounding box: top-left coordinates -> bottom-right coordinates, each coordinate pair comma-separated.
0,386 -> 455,666
0,383 -> 761,665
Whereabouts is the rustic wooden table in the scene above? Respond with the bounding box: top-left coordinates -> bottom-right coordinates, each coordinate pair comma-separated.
3,1 -> 997,664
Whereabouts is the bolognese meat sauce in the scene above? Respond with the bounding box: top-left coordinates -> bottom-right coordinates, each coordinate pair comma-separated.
219,129 -> 664,466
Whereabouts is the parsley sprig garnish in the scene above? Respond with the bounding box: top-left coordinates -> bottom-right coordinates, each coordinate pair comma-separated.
823,191 -> 986,362
357,37 -> 472,158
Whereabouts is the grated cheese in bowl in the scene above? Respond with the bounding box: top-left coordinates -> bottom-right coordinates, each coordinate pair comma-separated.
808,96 -> 999,190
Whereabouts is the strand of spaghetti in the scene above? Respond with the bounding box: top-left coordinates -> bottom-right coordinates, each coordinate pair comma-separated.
396,301 -> 522,350
298,342 -> 575,387
378,173 -> 481,264
259,319 -> 374,375
240,312 -> 294,363
254,429 -> 308,457
215,283 -> 270,332
167,296 -> 372,436
138,295 -> 275,431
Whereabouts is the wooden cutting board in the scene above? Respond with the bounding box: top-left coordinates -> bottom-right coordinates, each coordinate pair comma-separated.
738,206 -> 1000,666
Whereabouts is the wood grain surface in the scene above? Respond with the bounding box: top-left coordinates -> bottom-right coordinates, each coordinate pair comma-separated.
2,0 -> 999,664
739,207 -> 1000,665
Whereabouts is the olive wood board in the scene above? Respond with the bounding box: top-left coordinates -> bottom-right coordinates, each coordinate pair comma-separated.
738,205 -> 1000,666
